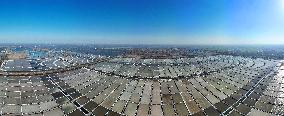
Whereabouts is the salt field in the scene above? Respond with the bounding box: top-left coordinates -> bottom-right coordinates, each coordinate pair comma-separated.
0,46 -> 283,116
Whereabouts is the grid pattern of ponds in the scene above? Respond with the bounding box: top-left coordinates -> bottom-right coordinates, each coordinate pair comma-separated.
0,55 -> 282,116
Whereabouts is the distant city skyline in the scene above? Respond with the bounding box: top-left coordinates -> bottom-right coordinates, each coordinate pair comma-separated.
0,0 -> 284,45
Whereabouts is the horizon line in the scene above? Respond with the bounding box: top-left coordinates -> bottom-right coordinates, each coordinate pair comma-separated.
1,42 -> 284,46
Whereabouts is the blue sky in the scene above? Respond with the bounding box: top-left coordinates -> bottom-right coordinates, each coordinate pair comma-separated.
0,0 -> 283,44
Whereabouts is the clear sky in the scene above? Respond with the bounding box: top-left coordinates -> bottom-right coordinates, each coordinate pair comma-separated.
0,0 -> 284,45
